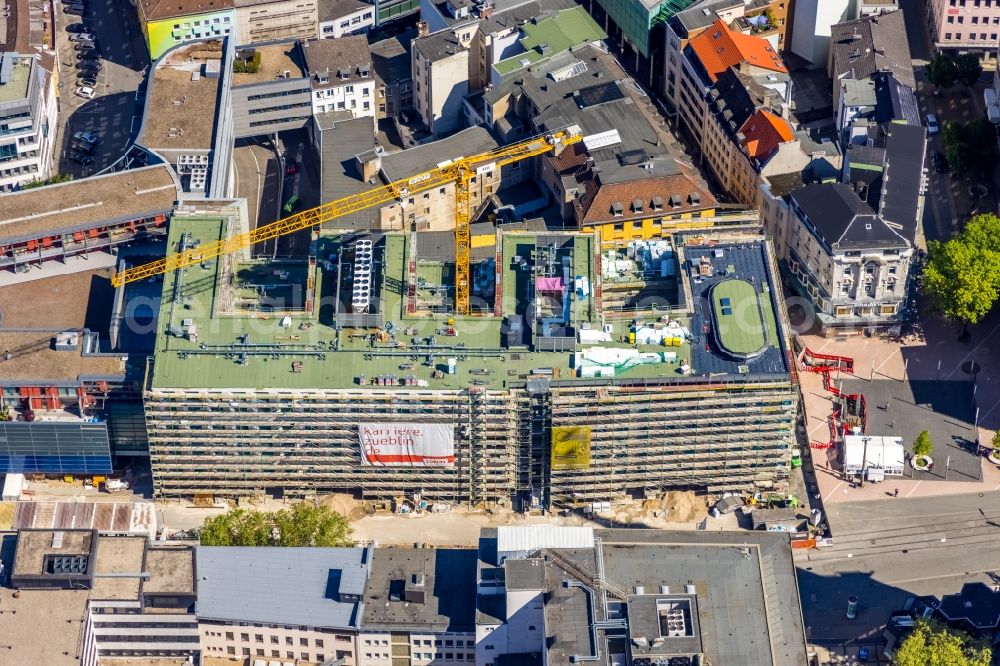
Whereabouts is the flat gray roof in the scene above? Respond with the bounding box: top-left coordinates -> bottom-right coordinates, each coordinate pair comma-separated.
144,546 -> 195,594
362,548 -> 478,632
378,126 -> 498,182
195,546 -> 369,628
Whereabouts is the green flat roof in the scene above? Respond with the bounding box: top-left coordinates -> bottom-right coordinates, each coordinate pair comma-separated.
149,221 -> 691,391
711,279 -> 768,357
493,6 -> 607,77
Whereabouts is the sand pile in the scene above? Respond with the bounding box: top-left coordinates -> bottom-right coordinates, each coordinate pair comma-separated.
654,491 -> 707,523
318,493 -> 363,519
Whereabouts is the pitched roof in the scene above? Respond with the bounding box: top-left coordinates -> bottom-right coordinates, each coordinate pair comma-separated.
739,109 -> 793,160
829,10 -> 914,89
687,19 -> 787,83
791,183 -> 906,250
138,0 -> 234,21
575,165 -> 717,225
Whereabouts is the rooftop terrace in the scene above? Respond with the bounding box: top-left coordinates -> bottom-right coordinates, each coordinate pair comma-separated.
148,216 -> 790,392
231,42 -> 305,86
493,6 -> 606,77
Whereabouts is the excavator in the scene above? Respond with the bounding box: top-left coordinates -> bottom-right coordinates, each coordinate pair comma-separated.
111,126 -> 584,315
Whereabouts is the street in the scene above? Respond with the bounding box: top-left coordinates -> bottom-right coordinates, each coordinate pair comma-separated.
53,0 -> 149,178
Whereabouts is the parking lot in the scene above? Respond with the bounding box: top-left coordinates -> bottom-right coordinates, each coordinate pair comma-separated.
52,0 -> 149,177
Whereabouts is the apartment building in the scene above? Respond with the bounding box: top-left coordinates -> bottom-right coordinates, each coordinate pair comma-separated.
700,63 -> 805,208
412,25 -> 474,134
359,549 -> 478,666
828,10 -> 913,112
763,122 -> 926,330
302,35 -> 377,121
0,52 -> 57,191
370,30 -> 414,118
234,0 -> 319,43
136,0 -> 237,59
475,526 -> 809,666
320,0 -> 376,37
11,529 -> 198,666
670,18 -> 786,149
663,0 -> 790,107
197,546 -> 369,664
927,0 -> 1000,61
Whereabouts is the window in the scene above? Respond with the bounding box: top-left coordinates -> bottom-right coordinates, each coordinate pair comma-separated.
256,649 -> 265,657
287,652 -> 295,659
256,635 -> 264,643
316,640 -> 324,648
945,32 -> 953,39
271,636 -> 279,644
227,646 -> 236,655
346,85 -> 354,93
300,638 -> 308,647
272,651 -> 280,658
948,15 -> 955,23
363,11 -> 372,17
286,637 -> 293,645
302,654 -> 309,660
226,632 -> 234,640
242,648 -> 251,656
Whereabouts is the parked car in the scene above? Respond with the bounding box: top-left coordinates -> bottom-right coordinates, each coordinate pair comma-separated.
65,22 -> 88,33
925,113 -> 939,135
77,59 -> 102,72
64,4 -> 84,15
69,152 -> 94,166
74,41 -> 98,53
74,86 -> 95,100
285,160 -> 299,176
933,151 -> 950,173
70,32 -> 95,44
77,75 -> 98,88
74,130 -> 99,146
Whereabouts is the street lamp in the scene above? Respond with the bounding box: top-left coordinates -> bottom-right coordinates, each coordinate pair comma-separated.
859,436 -> 871,488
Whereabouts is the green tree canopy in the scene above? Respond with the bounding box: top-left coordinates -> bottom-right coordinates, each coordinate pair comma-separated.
896,620 -> 991,666
913,430 -> 934,458
942,118 -> 998,174
956,53 -> 984,87
923,214 -> 1000,327
991,429 -> 1000,454
199,504 -> 353,547
927,54 -> 959,88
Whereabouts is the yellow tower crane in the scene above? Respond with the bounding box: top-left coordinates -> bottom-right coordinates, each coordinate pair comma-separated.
112,127 -> 583,315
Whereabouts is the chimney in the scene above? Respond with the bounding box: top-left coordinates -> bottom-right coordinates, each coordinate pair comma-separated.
404,572 -> 426,604
417,21 -> 430,38
356,151 -> 382,181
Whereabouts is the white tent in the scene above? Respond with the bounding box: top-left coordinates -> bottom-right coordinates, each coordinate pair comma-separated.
843,435 -> 905,478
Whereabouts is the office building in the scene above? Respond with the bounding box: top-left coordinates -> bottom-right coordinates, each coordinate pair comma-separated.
926,0 -> 1000,62
0,52 -> 57,192
234,0 -> 319,44
136,0 -> 237,59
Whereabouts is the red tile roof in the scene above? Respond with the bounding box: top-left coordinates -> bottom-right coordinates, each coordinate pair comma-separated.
687,19 -> 787,83
574,166 -> 718,225
738,109 -> 793,160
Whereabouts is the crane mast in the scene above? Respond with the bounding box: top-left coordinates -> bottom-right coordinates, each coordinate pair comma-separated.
112,127 -> 583,315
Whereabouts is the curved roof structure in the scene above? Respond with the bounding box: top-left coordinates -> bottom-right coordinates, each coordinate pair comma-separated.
710,278 -> 767,359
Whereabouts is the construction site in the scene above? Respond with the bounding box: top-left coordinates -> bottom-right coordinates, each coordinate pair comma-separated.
140,194 -> 797,508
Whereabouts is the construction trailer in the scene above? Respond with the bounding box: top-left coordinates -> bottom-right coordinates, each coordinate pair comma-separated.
139,203 -> 797,507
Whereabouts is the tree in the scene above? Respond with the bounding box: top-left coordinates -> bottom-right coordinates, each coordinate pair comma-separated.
927,54 -> 959,89
913,430 -> 934,458
20,173 -> 73,190
896,620 -> 991,666
991,429 -> 1000,456
942,119 -> 999,174
956,53 -> 983,87
199,504 -> 353,547
923,214 -> 1000,330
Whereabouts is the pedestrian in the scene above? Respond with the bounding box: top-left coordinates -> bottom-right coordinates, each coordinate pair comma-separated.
893,488 -> 899,497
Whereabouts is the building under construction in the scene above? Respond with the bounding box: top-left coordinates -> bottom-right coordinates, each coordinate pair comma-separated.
141,203 -> 797,507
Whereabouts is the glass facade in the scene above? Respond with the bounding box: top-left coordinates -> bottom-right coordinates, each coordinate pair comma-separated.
0,422 -> 112,474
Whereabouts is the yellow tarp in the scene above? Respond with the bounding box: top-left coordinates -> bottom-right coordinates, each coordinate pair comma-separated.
552,426 -> 591,470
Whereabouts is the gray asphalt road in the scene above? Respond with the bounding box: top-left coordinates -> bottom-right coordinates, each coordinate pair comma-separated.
54,0 -> 148,177
798,492 -> 1000,644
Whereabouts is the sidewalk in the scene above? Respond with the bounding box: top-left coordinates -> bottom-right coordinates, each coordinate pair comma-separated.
797,309 -> 1000,505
